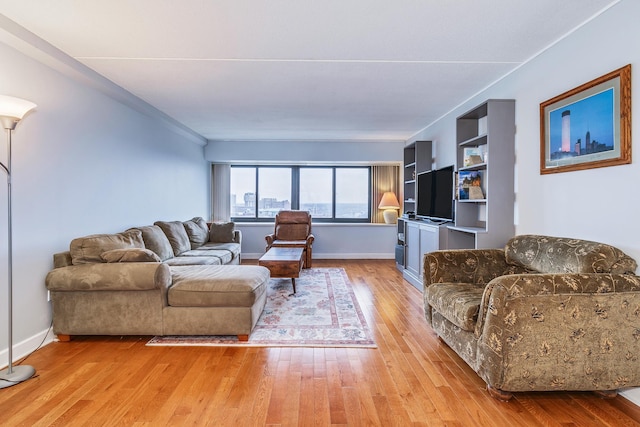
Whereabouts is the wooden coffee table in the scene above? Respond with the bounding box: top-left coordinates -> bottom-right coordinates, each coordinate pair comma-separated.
258,247 -> 304,294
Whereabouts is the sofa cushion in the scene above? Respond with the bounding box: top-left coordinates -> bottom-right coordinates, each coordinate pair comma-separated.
128,225 -> 174,261
209,222 -> 235,243
505,234 -> 638,274
168,265 -> 269,307
155,221 -> 192,256
425,283 -> 484,332
70,230 -> 144,265
163,256 -> 222,266
199,242 -> 241,260
180,249 -> 233,264
183,217 -> 209,249
101,248 -> 162,263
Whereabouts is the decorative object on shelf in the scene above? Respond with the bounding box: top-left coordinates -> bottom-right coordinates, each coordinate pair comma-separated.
0,95 -> 37,389
540,64 -> 631,174
458,170 -> 483,200
463,146 -> 485,167
378,191 -> 400,224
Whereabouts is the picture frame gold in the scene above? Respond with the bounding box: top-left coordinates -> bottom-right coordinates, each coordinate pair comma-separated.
540,64 -> 631,174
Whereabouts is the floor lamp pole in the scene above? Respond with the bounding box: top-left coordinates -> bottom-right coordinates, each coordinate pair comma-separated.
0,113 -> 36,389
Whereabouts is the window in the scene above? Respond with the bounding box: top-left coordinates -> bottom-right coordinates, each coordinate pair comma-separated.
230,167 -> 256,218
257,168 -> 291,218
230,166 -> 371,222
335,168 -> 369,219
300,168 -> 332,218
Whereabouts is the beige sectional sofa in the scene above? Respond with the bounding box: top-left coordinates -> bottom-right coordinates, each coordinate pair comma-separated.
45,217 -> 270,341
423,235 -> 640,400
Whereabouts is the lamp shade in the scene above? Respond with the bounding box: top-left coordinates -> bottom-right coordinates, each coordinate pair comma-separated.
378,192 -> 400,210
0,95 -> 37,120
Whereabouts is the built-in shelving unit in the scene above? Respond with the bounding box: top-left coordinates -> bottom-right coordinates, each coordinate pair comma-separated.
448,99 -> 515,249
398,140 -> 450,290
403,140 -> 432,215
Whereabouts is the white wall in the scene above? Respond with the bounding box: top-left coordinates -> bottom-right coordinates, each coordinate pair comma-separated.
205,139 -> 403,164
410,0 -> 640,404
0,41 -> 211,366
237,223 -> 397,260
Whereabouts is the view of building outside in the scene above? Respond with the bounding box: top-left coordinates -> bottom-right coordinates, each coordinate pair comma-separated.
230,166 -> 369,220
257,168 -> 291,217
230,167 -> 256,217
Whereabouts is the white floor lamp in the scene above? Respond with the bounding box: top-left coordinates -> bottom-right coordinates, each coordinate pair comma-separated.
0,95 -> 37,389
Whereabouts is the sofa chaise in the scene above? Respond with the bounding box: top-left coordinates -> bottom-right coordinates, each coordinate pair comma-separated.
45,217 -> 270,341
423,234 -> 640,400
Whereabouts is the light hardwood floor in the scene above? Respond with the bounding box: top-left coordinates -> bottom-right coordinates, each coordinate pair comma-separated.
2,259 -> 640,426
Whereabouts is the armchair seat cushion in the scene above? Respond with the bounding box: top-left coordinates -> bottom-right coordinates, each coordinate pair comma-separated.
425,283 -> 484,331
269,239 -> 308,248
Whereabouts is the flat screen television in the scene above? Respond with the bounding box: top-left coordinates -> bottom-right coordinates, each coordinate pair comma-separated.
416,165 -> 454,222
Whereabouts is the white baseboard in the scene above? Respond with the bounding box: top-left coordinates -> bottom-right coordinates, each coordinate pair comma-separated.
0,327 -> 55,370
243,253 -> 395,260
621,388 -> 640,406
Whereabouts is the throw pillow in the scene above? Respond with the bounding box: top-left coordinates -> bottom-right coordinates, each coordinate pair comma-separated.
183,217 -> 209,249
154,220 -> 191,256
101,248 -> 162,263
70,230 -> 145,265
127,225 -> 175,261
209,222 -> 235,243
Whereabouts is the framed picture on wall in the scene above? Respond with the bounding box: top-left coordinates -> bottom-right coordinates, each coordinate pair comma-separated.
540,64 -> 631,174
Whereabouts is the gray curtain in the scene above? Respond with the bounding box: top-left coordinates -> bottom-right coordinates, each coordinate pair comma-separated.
211,163 -> 231,222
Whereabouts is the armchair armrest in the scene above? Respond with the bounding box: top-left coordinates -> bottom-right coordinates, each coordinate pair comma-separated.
306,234 -> 315,245
475,272 -> 640,392
265,233 -> 276,248
46,262 -> 171,292
424,249 -> 516,288
233,229 -> 242,245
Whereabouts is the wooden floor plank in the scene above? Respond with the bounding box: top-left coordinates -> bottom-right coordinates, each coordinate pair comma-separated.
1,260 -> 639,426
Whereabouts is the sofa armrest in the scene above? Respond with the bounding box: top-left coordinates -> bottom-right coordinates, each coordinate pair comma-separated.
475,272 -> 640,391
53,251 -> 73,268
423,249 -> 513,288
233,229 -> 242,244
46,262 -> 171,292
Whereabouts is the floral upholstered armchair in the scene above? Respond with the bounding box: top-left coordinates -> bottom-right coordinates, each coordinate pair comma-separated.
265,210 -> 314,268
423,234 -> 640,401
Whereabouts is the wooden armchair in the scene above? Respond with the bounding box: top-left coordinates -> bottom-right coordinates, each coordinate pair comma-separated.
265,210 -> 314,268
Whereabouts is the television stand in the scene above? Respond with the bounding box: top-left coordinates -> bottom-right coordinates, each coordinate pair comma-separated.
398,218 -> 449,291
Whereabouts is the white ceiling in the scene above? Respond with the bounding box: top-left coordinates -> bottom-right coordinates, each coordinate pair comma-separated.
0,0 -> 619,143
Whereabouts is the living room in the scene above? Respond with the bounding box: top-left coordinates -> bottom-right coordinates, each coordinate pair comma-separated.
1,1 -> 640,424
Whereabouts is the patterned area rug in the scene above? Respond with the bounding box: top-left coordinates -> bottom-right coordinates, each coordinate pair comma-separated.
146,267 -> 376,348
